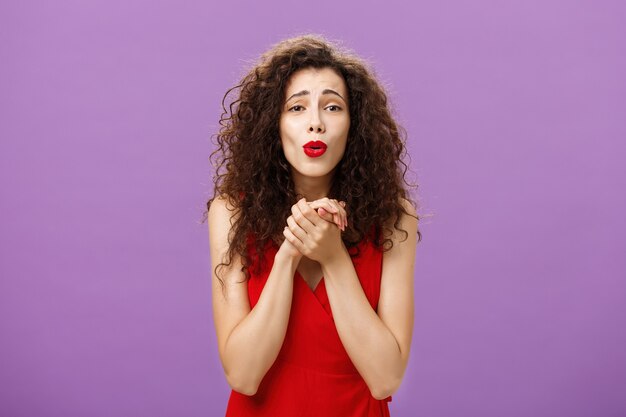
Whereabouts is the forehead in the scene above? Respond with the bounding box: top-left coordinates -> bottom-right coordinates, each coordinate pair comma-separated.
284,67 -> 347,97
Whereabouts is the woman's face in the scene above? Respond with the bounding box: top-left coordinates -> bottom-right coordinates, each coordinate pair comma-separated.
279,67 -> 350,182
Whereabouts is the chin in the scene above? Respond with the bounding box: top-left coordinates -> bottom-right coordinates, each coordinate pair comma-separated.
291,164 -> 335,179
296,168 -> 333,178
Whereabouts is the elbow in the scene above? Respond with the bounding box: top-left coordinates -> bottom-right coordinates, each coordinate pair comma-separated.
232,383 -> 258,397
371,387 -> 394,401
227,376 -> 259,396
370,376 -> 401,401
225,370 -> 259,397
371,355 -> 408,400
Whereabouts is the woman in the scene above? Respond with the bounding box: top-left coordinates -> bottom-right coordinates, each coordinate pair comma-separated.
205,34 -> 421,417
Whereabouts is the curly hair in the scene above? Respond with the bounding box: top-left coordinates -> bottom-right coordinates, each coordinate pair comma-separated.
202,34 -> 422,294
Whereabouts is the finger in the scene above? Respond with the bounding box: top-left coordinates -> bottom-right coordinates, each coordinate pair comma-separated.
320,204 -> 342,227
297,198 -> 322,228
316,207 -> 342,228
326,199 -> 345,230
308,198 -> 344,228
306,198 -> 344,229
317,207 -> 336,223
292,199 -> 317,231
333,212 -> 343,230
318,208 -> 344,233
308,199 -> 338,214
283,226 -> 304,252
329,199 -> 346,230
328,208 -> 344,230
339,201 -> 348,228
286,215 -> 307,242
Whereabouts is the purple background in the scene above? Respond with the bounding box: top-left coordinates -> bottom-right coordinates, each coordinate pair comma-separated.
1,1 -> 625,416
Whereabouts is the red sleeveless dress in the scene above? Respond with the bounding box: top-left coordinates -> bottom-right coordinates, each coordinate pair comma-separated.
224,231 -> 393,417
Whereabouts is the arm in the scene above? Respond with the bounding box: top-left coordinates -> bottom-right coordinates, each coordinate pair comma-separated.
320,199 -> 417,400
208,196 -> 299,395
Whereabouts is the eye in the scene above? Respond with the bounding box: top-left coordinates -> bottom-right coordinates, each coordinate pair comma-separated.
288,105 -> 304,112
326,105 -> 342,111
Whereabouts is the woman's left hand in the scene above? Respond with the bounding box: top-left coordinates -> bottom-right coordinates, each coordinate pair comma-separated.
283,198 -> 346,265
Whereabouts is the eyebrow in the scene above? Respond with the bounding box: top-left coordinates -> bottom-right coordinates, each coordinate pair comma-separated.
285,89 -> 346,104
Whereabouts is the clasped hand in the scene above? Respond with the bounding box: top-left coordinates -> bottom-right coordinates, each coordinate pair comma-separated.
282,197 -> 348,264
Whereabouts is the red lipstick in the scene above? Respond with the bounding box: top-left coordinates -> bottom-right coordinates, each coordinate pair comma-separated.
303,140 -> 327,157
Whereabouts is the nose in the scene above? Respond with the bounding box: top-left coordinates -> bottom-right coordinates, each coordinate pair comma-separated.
308,109 -> 325,133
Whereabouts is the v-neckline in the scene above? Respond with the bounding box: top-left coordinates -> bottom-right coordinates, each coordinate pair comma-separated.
295,269 -> 324,294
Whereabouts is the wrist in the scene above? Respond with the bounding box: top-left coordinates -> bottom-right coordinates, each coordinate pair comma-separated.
321,243 -> 349,270
276,244 -> 302,265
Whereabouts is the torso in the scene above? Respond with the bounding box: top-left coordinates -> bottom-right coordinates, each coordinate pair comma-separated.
227,229 -> 393,416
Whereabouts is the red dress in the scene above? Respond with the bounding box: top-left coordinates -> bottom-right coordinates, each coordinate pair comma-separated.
224,232 -> 393,417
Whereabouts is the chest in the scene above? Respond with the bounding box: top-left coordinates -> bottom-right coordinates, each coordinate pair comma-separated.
296,257 -> 323,291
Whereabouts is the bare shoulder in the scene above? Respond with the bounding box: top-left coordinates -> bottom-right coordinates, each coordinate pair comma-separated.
208,195 -> 242,257
399,197 -> 417,214
398,197 -> 418,224
384,197 -> 418,242
208,194 -> 240,223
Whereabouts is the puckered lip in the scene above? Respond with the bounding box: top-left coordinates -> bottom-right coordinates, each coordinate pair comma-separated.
303,140 -> 327,149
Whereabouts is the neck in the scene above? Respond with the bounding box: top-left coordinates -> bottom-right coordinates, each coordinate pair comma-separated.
292,169 -> 335,201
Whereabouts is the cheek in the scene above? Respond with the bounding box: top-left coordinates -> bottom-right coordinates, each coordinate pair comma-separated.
279,124 -> 301,154
336,135 -> 348,155
335,145 -> 347,162
279,135 -> 297,163
279,120 -> 296,148
279,133 -> 293,149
